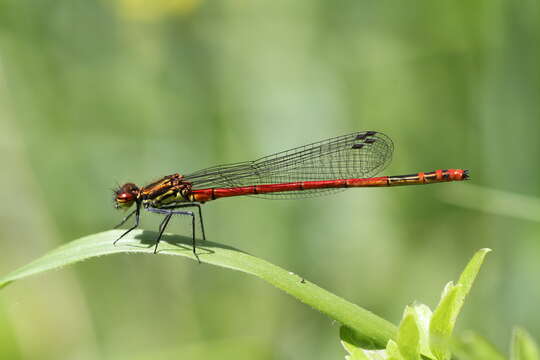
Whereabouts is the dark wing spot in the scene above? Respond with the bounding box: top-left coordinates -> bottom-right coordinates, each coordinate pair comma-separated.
356,131 -> 378,140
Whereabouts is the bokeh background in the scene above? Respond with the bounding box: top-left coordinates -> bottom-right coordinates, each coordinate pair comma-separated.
1,1 -> 539,359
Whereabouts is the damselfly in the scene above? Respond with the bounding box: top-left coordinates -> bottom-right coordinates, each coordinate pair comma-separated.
113,131 -> 468,259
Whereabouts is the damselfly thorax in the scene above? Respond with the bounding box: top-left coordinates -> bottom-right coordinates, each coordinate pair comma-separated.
115,174 -> 189,207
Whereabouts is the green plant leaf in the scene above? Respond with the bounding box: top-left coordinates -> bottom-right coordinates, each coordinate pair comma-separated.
341,326 -> 372,360
456,248 -> 491,297
340,326 -> 389,360
386,340 -> 404,360
429,282 -> 461,360
429,248 -> 491,360
0,230 -> 397,348
409,303 -> 434,358
511,327 -> 540,360
453,330 -> 505,360
396,306 -> 421,360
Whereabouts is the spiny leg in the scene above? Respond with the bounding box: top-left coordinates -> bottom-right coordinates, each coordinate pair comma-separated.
113,204 -> 140,245
146,207 -> 200,262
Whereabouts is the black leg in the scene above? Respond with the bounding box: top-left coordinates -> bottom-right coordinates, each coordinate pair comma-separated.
114,208 -> 137,229
158,214 -> 169,233
190,211 -> 197,259
113,204 -> 140,245
146,206 -> 200,263
194,204 -> 206,242
155,213 -> 172,254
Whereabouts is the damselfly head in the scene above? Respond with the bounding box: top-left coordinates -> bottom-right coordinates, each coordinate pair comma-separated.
114,183 -> 140,209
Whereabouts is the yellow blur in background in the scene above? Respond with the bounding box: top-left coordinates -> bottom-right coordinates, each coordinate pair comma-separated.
117,0 -> 202,22
0,1 -> 539,359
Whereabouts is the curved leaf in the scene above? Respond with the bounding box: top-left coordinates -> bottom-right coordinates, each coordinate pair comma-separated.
0,230 -> 397,348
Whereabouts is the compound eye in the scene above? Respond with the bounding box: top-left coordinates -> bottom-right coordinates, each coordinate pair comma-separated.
114,183 -> 139,208
117,192 -> 135,203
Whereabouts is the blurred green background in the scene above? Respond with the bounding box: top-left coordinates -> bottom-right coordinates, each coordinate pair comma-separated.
1,0 -> 539,359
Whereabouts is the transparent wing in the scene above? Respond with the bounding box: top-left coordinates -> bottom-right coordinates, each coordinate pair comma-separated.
184,131 -> 393,199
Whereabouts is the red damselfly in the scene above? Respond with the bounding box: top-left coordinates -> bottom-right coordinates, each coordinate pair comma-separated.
113,131 -> 468,259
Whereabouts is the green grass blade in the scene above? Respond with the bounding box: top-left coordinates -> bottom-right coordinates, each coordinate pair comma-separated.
512,327 -> 540,360
440,184 -> 540,223
0,230 -> 397,348
453,330 -> 506,360
341,326 -> 391,360
341,326 -> 372,360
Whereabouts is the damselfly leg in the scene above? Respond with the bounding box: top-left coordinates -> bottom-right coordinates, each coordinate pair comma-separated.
159,203 -> 206,244
114,208 -> 137,228
113,203 -> 140,245
146,204 -> 206,262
